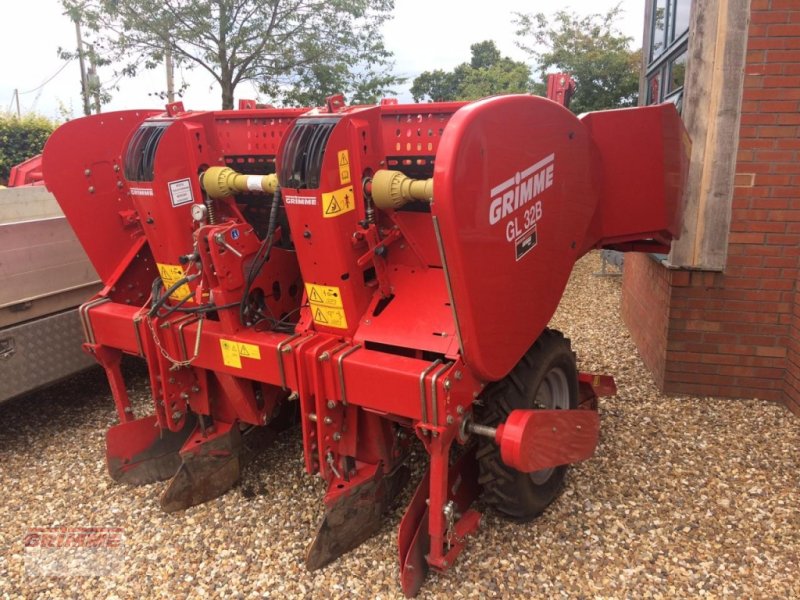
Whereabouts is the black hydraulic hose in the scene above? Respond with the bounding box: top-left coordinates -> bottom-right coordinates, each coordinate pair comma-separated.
239,187 -> 282,327
148,273 -> 200,317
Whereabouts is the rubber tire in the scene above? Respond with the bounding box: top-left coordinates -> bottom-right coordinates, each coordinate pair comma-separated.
476,328 -> 578,522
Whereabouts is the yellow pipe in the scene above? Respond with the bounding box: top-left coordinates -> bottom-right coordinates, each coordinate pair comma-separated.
370,170 -> 433,211
201,166 -> 278,199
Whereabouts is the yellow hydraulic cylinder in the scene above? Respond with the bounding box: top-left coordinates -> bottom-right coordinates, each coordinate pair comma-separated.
201,166 -> 278,199
370,170 -> 433,211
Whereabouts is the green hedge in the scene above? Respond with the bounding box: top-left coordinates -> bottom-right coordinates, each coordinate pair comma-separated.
0,114 -> 56,184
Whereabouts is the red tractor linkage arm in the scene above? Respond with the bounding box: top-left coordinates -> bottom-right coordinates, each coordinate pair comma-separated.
42,93 -> 687,596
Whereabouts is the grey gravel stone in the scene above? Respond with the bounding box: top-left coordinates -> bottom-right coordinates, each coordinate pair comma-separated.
0,252 -> 797,598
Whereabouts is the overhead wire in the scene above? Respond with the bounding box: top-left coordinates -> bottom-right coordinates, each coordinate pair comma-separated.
19,59 -> 75,95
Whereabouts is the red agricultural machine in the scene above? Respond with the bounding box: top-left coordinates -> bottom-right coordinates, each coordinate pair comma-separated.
42,93 -> 688,595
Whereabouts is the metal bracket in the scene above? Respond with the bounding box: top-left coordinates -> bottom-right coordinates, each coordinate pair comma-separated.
276,333 -> 302,389
79,297 -> 111,345
430,362 -> 453,429
176,315 -> 201,361
419,359 -> 443,430
337,344 -> 362,405
132,313 -> 145,357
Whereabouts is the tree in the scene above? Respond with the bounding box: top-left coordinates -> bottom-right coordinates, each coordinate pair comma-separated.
515,5 -> 640,113
0,114 -> 56,184
62,0 -> 402,110
411,41 -> 532,102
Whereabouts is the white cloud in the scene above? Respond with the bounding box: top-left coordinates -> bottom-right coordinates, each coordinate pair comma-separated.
0,0 -> 644,117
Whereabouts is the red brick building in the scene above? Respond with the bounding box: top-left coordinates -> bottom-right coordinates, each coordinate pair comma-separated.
622,0 -> 800,415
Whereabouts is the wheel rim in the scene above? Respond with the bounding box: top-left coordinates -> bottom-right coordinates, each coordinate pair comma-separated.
529,366 -> 570,485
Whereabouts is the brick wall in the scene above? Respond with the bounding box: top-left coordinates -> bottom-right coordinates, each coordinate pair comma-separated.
621,253 -> 670,388
623,0 -> 800,415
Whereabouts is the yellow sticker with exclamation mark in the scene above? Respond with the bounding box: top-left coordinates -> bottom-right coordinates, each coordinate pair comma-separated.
338,150 -> 351,185
306,283 -> 347,329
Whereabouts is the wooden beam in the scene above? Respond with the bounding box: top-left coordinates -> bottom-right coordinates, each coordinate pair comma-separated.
668,0 -> 751,270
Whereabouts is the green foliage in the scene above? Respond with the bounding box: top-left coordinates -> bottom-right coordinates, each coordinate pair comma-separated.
515,5 -> 640,113
63,0 -> 402,109
0,114 -> 56,184
270,28 -> 403,106
411,41 -> 532,102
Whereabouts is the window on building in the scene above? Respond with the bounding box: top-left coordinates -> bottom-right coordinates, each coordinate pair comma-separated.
651,0 -> 668,61
668,51 -> 687,94
645,0 -> 691,105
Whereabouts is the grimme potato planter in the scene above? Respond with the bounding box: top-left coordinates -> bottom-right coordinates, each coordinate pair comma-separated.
42,94 -> 688,595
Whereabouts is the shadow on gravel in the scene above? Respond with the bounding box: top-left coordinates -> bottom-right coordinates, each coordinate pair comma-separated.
0,356 -> 148,452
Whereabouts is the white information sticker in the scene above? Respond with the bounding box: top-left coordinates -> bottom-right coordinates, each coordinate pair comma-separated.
168,178 -> 194,207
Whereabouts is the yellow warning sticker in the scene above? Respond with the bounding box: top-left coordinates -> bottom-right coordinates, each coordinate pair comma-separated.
219,339 -> 261,369
312,305 -> 348,329
337,149 -> 351,185
157,263 -> 192,301
305,283 -> 343,308
321,185 -> 355,218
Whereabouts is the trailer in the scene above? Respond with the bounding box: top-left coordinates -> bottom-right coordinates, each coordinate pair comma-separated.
0,185 -> 101,402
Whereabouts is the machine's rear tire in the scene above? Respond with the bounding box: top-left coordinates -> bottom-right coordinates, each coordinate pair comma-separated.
476,328 -> 578,521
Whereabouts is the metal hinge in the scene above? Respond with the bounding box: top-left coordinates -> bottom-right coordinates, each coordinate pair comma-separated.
0,337 -> 16,360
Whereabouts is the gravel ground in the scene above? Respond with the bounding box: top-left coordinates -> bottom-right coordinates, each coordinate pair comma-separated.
1,251 -> 798,599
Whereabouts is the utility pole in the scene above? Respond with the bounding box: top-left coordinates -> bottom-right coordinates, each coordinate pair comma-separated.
88,44 -> 102,114
74,18 -> 91,116
165,44 -> 175,103
13,89 -> 20,117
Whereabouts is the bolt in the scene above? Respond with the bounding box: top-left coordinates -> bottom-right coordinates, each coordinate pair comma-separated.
84,169 -> 91,176
214,233 -> 225,244
308,413 -> 317,422
180,392 -> 189,400
327,400 -> 337,409
454,370 -> 463,381
324,416 -> 333,425
117,181 -> 123,188
332,432 -> 342,441
171,411 -> 182,421
88,186 -> 95,193
113,164 -> 120,172
446,415 -> 454,424
191,385 -> 200,393
168,377 -> 176,384
303,230 -> 312,239
374,246 -> 386,257
319,352 -> 330,362
288,391 -> 299,401
456,406 -> 464,415
281,345 -> 292,353
443,378 -> 451,390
